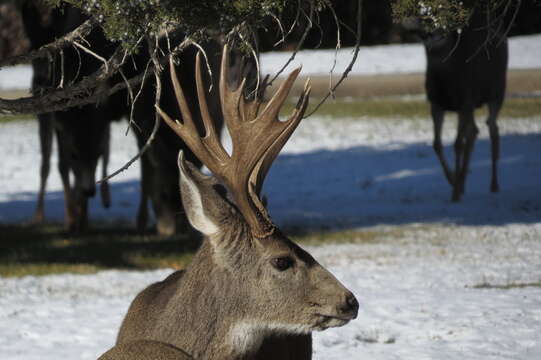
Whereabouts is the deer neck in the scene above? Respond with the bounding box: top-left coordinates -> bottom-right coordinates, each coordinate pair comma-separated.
157,226 -> 274,359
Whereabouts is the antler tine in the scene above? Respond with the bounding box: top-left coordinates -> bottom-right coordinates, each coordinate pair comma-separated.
169,57 -> 198,134
250,80 -> 311,197
217,46 -> 310,237
161,45 -> 309,239
195,52 -> 229,164
224,67 -> 310,238
219,45 -> 248,128
258,66 -> 302,121
157,57 -> 222,175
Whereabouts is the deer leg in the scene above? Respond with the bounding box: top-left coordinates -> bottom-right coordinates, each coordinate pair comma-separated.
57,134 -> 76,232
452,116 -> 467,202
154,194 -> 177,237
456,111 -> 478,200
72,192 -> 88,233
136,154 -> 150,233
100,123 -> 111,208
487,102 -> 501,193
33,114 -> 54,224
431,104 -> 455,186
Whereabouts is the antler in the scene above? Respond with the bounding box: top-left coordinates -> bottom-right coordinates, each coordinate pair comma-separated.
157,45 -> 311,238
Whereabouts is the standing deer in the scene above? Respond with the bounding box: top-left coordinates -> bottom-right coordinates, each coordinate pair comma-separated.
100,47 -> 358,359
128,41 -> 222,236
425,9 -> 508,202
21,3 -> 112,231
131,40 -> 257,236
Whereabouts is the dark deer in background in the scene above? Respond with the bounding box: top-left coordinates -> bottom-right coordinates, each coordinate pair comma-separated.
425,9 -> 508,202
21,3 -> 113,230
131,39 -> 257,236
21,4 -> 258,236
128,40 -> 222,236
103,47 -> 358,359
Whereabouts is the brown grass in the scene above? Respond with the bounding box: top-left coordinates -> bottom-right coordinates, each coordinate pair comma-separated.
281,69 -> 541,99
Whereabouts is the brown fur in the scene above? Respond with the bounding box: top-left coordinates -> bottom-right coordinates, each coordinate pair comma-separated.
98,340 -> 193,360
109,156 -> 358,359
0,3 -> 30,59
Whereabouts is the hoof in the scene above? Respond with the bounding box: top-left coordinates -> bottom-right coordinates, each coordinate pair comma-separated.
451,190 -> 462,202
136,210 -> 148,233
31,213 -> 45,225
101,181 -> 111,208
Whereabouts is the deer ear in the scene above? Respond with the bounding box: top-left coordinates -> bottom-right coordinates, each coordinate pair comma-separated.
178,151 -> 233,236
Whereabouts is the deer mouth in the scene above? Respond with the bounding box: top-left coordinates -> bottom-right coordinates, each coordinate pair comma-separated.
313,313 -> 353,331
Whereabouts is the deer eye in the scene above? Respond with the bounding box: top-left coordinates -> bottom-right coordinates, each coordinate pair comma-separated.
270,256 -> 294,271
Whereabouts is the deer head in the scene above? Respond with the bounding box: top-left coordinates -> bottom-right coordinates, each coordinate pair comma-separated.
156,46 -> 358,356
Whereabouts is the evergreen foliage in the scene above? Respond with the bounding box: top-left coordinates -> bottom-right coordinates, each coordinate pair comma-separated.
391,0 -> 520,33
41,0 -> 325,50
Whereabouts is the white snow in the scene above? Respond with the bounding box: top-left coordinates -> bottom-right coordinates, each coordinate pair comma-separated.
1,224 -> 540,360
1,34 -> 540,90
1,36 -> 541,360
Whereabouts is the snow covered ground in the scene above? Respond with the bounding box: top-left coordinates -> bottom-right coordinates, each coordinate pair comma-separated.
1,35 -> 541,360
2,114 -> 541,228
1,112 -> 540,359
1,224 -> 540,360
1,34 -> 540,90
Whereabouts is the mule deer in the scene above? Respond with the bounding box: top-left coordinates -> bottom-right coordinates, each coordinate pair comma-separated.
425,9 -> 508,201
21,3 -> 112,230
104,47 -> 358,359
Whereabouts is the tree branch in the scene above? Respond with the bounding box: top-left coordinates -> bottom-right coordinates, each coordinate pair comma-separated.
97,36 -> 166,184
304,0 -> 362,118
0,44 -> 126,115
0,35 -> 193,116
0,18 -> 97,68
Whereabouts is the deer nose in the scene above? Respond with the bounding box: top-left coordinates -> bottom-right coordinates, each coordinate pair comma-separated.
339,292 -> 359,319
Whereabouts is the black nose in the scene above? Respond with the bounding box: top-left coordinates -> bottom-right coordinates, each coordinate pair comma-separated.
340,293 -> 359,318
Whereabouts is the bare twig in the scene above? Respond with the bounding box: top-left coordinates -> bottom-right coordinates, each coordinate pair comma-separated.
326,0 -> 342,99
305,0 -> 362,118
237,27 -> 261,97
498,0 -> 521,45
0,45 -> 125,115
443,30 -> 462,62
73,40 -> 109,73
268,1 -> 315,86
283,0 -> 303,40
190,40 -> 214,92
125,58 -> 152,136
97,37 -> 188,184
0,37 -> 191,116
466,0 -> 517,62
72,45 -> 83,85
270,12 -> 286,46
0,18 -> 97,68
58,49 -> 65,89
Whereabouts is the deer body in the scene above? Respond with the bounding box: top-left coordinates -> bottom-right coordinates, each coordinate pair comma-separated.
21,3 -> 112,230
117,240 -> 313,360
425,9 -> 508,201
130,41 -> 256,236
99,340 -> 193,360
127,41 -> 221,236
105,47 -> 358,359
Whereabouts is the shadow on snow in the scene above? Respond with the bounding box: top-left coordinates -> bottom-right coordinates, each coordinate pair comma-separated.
1,132 -> 540,231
